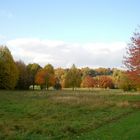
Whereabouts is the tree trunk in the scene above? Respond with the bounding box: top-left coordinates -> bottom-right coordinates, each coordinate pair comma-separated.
33,84 -> 34,90
40,85 -> 43,90
46,85 -> 49,90
72,86 -> 74,91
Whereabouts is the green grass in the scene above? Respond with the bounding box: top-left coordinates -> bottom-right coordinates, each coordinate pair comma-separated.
0,89 -> 140,140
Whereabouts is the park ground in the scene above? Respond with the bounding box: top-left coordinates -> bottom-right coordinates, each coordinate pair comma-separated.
0,89 -> 140,140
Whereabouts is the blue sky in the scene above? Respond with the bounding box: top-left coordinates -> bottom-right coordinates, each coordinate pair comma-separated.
0,0 -> 140,67
0,0 -> 139,42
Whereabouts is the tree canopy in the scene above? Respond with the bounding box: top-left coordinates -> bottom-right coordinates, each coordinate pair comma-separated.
27,63 -> 41,90
0,46 -> 18,89
64,64 -> 81,90
124,29 -> 140,88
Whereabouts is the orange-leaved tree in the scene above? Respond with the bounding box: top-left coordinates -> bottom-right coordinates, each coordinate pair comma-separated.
98,76 -> 114,89
35,68 -> 55,90
81,75 -> 95,88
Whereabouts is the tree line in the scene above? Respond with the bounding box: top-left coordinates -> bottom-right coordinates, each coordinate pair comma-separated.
0,45 -> 134,91
1,29 -> 140,91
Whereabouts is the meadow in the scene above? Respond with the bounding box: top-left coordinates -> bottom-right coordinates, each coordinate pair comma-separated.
0,89 -> 140,140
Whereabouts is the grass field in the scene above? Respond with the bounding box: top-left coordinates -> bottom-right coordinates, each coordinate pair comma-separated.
0,89 -> 140,140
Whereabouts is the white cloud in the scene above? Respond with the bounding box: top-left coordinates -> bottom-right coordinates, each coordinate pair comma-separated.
6,38 -> 127,68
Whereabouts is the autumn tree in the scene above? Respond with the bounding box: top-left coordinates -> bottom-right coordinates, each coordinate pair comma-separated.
81,75 -> 95,89
118,72 -> 136,91
35,69 -> 47,89
53,77 -> 62,90
0,46 -> 18,89
124,29 -> 140,89
16,61 -> 30,90
98,76 -> 114,89
27,63 -> 41,90
35,66 -> 55,90
55,68 -> 65,81
64,64 -> 81,90
54,68 -> 65,89
112,69 -> 123,88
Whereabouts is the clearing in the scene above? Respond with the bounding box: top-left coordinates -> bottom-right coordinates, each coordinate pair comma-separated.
0,89 -> 140,140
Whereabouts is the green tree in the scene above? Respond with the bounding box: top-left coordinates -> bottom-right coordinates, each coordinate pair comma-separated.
0,46 -> 18,89
64,64 -> 81,90
44,64 -> 54,74
95,67 -> 113,76
16,61 -> 30,90
44,64 -> 55,90
112,69 -> 122,88
27,63 -> 41,90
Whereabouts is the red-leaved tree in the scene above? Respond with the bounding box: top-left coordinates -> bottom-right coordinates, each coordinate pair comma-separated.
124,30 -> 140,88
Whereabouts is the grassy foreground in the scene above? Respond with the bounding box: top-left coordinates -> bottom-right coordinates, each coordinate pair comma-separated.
0,89 -> 140,140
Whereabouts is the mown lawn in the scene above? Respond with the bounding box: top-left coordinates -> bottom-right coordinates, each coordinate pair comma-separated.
0,89 -> 140,140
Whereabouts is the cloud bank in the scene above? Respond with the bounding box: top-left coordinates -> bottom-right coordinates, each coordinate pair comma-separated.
6,38 -> 127,68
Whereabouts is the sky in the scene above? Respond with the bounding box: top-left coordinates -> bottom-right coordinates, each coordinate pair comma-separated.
0,0 -> 140,68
